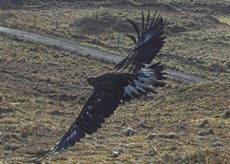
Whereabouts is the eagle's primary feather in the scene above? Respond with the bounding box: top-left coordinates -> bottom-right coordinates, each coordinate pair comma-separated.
29,11 -> 166,162
115,10 -> 165,72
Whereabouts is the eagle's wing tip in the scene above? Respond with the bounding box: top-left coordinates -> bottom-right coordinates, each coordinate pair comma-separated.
27,148 -> 55,163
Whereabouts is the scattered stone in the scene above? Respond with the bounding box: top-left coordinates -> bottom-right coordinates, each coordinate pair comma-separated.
212,141 -> 224,147
49,94 -> 77,101
158,132 -> 178,139
4,143 -> 19,151
138,123 -> 153,129
112,150 -> 120,157
147,132 -> 178,139
145,148 -> 158,156
146,133 -> 157,139
48,110 -> 73,115
198,119 -> 209,128
223,110 -> 230,118
121,127 -> 136,136
197,128 -> 214,136
0,107 -> 17,115
176,123 -> 187,131
53,54 -> 60,58
169,146 -> 177,151
213,115 -> 220,118
64,52 -> 70,56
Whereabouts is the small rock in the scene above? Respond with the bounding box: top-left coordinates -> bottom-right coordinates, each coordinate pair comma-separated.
176,123 -> 187,131
169,146 -> 177,151
4,143 -> 19,151
48,110 -> 73,115
0,107 -> 17,115
146,133 -> 157,139
53,54 -> 60,58
121,127 -> 136,136
197,128 -> 214,136
112,150 -> 120,157
223,110 -> 230,118
145,148 -> 158,156
212,141 -> 224,147
147,132 -> 178,139
158,132 -> 178,139
138,123 -> 153,129
198,119 -> 209,128
64,52 -> 70,56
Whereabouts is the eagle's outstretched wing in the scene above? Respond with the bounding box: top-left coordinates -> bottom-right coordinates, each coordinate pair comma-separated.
29,63 -> 165,162
115,11 -> 166,72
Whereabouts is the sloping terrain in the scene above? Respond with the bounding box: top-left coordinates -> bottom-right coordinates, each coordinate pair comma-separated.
0,0 -> 230,163
0,1 -> 229,79
0,34 -> 230,163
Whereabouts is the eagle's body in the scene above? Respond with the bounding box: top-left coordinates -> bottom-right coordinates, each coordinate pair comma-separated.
30,11 -> 166,161
87,72 -> 131,93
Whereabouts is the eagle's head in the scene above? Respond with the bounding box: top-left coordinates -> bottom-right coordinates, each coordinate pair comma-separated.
87,77 -> 96,86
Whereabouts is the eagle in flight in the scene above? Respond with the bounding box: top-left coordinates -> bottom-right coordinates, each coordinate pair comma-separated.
31,11 -> 166,161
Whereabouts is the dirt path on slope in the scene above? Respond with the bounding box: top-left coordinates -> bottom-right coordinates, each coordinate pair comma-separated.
0,26 -> 208,84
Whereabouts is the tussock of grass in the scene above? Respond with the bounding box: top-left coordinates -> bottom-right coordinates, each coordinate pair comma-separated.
0,1 -> 229,163
0,3 -> 229,80
0,34 -> 230,163
218,16 -> 230,25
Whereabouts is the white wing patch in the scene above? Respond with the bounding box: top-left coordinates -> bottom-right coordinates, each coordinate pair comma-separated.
123,65 -> 158,98
124,86 -> 135,98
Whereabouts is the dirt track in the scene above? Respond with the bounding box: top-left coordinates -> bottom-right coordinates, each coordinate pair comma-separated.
0,26 -> 208,84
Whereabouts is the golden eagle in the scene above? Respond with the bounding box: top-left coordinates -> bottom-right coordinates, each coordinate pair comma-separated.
31,11 -> 166,161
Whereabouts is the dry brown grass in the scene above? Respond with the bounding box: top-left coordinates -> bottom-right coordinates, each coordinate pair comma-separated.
0,34 -> 230,163
0,4 -> 229,80
0,1 -> 230,163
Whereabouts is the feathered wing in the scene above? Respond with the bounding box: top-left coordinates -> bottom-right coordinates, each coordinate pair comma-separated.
29,90 -> 120,162
122,62 -> 165,100
115,11 -> 166,72
29,63 -> 165,162
29,10 -> 166,162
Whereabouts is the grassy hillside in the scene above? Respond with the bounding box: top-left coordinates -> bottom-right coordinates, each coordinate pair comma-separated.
0,0 -> 230,163
0,34 -> 229,163
0,1 -> 229,79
